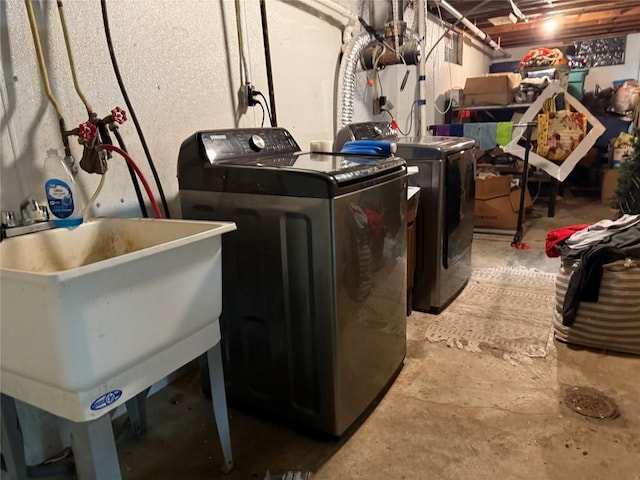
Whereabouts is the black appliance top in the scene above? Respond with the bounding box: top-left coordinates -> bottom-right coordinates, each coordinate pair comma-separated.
334,122 -> 476,154
178,128 -> 406,198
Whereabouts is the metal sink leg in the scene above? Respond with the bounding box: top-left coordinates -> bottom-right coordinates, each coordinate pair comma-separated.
70,415 -> 122,480
207,343 -> 233,473
1,394 -> 28,480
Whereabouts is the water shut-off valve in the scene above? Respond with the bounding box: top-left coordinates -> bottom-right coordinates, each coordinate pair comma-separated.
66,107 -> 128,175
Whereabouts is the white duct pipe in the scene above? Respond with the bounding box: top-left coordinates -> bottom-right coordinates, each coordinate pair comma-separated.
417,0 -> 428,137
436,0 -> 510,57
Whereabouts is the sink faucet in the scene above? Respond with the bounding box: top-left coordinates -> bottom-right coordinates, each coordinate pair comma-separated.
20,197 -> 49,224
1,197 -> 54,241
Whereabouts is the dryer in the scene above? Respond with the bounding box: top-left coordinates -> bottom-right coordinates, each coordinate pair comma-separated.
335,123 -> 477,313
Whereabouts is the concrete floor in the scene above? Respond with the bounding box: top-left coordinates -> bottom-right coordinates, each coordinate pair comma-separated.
51,196 -> 640,479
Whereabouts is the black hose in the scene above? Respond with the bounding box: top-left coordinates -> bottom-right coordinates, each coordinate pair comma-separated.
113,128 -> 149,217
259,0 -> 277,127
100,0 -> 171,218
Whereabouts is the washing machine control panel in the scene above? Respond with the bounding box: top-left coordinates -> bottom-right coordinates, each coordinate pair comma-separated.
198,128 -> 301,164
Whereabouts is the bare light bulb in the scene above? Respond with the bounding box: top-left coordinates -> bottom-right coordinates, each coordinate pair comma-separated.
544,19 -> 557,32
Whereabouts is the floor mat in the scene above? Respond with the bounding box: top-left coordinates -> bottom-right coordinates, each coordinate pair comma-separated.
424,266 -> 556,357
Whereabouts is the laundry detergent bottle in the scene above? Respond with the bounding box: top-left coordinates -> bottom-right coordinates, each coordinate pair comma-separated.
43,149 -> 83,227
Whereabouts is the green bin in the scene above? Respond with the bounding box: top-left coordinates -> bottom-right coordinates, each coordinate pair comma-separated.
568,68 -> 589,100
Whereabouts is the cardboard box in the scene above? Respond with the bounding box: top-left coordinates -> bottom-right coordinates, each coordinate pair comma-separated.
601,168 -> 620,205
463,75 -> 516,106
475,175 -> 533,229
486,72 -> 522,90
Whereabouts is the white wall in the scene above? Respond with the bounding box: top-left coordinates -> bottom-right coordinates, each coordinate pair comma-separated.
0,0 -> 355,219
502,32 -> 640,92
1,1 -> 493,220
0,0 -> 491,463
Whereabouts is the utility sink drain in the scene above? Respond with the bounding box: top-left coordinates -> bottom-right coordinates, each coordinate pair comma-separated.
564,386 -> 619,419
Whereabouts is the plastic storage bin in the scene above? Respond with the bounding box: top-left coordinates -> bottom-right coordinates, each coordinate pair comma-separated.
568,68 -> 589,100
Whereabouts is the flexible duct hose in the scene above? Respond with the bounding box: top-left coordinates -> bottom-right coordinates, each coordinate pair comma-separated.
336,32 -> 374,130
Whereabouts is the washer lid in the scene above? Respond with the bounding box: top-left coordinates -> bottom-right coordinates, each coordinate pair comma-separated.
398,135 -> 476,152
220,152 -> 405,182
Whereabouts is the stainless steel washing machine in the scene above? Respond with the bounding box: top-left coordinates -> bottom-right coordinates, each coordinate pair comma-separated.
335,123 -> 477,313
178,128 -> 407,435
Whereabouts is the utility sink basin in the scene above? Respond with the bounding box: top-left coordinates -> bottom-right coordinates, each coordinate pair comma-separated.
0,217 -> 236,422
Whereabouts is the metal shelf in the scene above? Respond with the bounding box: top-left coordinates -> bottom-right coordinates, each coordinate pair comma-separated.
452,102 -> 533,111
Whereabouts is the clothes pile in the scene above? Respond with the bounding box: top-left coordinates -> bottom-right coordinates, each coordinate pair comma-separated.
548,215 -> 640,354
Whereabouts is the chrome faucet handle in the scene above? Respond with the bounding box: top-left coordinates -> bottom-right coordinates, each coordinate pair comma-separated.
20,198 -> 49,225
1,211 -> 18,227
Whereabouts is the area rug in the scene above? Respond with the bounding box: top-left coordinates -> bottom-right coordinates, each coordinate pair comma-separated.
424,266 -> 556,357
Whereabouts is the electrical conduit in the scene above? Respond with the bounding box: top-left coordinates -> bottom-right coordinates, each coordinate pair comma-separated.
259,0 -> 277,126
436,0 -> 509,56
417,0 -> 428,137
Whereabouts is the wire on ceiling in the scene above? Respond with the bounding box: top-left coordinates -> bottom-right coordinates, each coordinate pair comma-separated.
421,0 -> 493,65
100,0 -> 171,218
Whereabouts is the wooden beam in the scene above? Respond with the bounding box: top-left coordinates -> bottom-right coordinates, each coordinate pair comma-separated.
484,8 -> 640,35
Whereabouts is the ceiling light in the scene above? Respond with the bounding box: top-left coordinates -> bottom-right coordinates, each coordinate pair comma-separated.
544,18 -> 557,32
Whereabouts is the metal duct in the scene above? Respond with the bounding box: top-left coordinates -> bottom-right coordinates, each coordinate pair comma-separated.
360,41 -> 420,70
336,32 -> 374,129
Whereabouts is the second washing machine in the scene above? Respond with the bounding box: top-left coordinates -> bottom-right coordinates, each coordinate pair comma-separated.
335,123 -> 477,313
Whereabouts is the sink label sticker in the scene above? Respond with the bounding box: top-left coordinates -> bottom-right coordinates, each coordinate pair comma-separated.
90,390 -> 123,411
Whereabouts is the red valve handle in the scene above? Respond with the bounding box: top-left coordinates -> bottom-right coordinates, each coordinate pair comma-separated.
78,121 -> 98,140
110,106 -> 127,124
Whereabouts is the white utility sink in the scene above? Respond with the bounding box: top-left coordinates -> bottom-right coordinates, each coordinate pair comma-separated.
0,217 -> 236,422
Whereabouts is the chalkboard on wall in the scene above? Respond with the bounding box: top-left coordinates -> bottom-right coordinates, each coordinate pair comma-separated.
573,36 -> 626,67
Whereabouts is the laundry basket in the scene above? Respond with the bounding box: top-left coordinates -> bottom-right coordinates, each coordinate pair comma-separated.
553,258 -> 640,355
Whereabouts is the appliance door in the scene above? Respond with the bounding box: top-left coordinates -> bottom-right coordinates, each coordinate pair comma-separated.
443,151 -> 475,269
333,174 -> 407,434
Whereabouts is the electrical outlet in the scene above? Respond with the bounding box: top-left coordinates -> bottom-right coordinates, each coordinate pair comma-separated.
237,85 -> 249,114
373,97 -> 381,115
247,85 -> 258,106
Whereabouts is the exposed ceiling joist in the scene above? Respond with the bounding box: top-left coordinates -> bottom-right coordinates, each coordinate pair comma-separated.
429,0 -> 640,48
